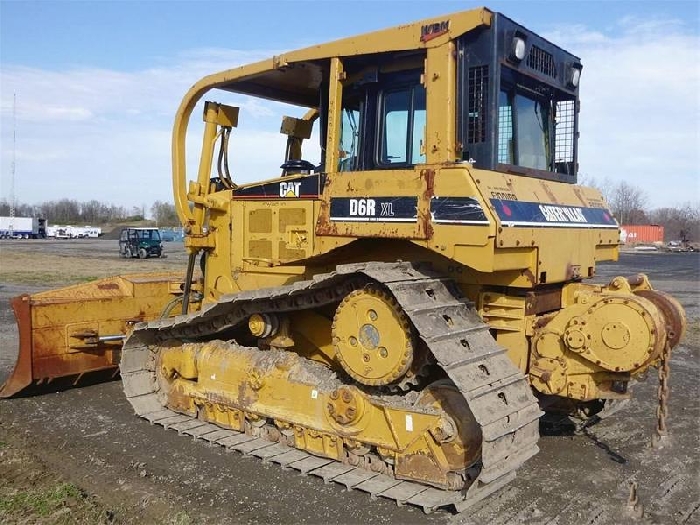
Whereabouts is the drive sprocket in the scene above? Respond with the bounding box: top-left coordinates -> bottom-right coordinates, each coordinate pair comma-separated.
332,285 -> 413,387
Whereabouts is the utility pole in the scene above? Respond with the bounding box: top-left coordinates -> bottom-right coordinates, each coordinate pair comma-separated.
9,93 -> 16,237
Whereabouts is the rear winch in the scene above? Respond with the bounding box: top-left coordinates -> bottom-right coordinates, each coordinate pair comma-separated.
530,275 -> 685,401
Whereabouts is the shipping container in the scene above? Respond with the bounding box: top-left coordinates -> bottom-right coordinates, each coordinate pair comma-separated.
620,224 -> 664,244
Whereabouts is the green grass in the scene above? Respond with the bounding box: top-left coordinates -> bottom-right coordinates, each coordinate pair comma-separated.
0,482 -> 84,517
171,511 -> 193,525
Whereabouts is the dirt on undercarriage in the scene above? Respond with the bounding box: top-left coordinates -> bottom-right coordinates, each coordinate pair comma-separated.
0,240 -> 698,524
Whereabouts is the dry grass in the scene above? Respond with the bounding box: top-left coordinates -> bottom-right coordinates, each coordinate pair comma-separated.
0,245 -> 185,287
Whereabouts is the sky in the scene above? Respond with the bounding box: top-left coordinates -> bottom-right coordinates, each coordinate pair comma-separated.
1,0 -> 699,212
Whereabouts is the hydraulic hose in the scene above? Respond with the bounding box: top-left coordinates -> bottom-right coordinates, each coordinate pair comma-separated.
181,251 -> 198,315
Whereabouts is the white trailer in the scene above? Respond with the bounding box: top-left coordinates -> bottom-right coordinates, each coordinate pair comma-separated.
69,226 -> 87,238
47,225 -> 101,239
54,226 -> 72,239
70,226 -> 102,238
0,216 -> 47,239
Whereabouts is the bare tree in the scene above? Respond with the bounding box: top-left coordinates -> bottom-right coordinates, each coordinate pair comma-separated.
610,181 -> 647,225
151,201 -> 179,227
650,203 -> 700,242
80,200 -> 103,224
52,199 -> 81,224
578,175 -> 615,205
0,199 -> 12,216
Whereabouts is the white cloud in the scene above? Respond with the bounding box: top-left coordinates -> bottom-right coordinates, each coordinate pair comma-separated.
0,47 -> 316,208
544,17 -> 700,208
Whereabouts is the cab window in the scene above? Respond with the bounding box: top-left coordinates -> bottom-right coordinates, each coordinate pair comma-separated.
338,107 -> 360,172
378,84 -> 426,166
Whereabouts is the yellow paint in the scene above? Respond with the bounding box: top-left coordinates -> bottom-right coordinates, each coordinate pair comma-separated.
332,286 -> 413,386
529,280 -> 668,400
158,341 -> 481,488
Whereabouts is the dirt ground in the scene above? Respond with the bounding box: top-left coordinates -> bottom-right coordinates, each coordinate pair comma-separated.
0,240 -> 698,525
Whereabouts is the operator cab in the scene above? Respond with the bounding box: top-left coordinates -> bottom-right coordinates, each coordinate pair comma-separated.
266,12 -> 580,184
332,13 -> 581,183
197,8 -> 582,201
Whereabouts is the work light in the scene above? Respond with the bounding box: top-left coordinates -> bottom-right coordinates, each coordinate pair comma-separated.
568,63 -> 582,88
512,36 -> 526,61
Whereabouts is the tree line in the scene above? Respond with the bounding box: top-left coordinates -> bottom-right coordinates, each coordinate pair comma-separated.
0,198 -> 180,227
584,178 -> 700,242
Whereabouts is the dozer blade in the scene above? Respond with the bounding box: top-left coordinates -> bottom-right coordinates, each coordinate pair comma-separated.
0,272 -> 184,398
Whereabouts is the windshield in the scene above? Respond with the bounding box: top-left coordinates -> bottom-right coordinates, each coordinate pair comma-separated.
498,90 -> 550,170
137,230 -> 160,241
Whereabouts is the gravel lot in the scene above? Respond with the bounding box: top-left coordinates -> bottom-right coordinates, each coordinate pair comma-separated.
1,240 -> 698,524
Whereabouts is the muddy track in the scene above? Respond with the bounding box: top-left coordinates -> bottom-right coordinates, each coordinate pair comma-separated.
120,261 -> 541,513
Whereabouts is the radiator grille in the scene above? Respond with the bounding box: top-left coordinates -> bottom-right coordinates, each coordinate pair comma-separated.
527,45 -> 557,78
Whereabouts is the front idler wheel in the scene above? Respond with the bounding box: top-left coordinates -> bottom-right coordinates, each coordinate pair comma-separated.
415,380 -> 482,474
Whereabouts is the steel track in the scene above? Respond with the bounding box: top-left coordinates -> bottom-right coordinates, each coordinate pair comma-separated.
121,262 -> 542,513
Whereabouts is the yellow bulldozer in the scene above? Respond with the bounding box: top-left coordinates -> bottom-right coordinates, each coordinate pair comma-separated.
1,7 -> 686,513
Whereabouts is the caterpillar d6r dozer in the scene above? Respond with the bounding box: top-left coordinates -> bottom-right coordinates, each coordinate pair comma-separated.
2,7 -> 686,513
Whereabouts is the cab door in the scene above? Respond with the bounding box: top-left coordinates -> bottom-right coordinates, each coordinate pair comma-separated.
317,66 -> 432,241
